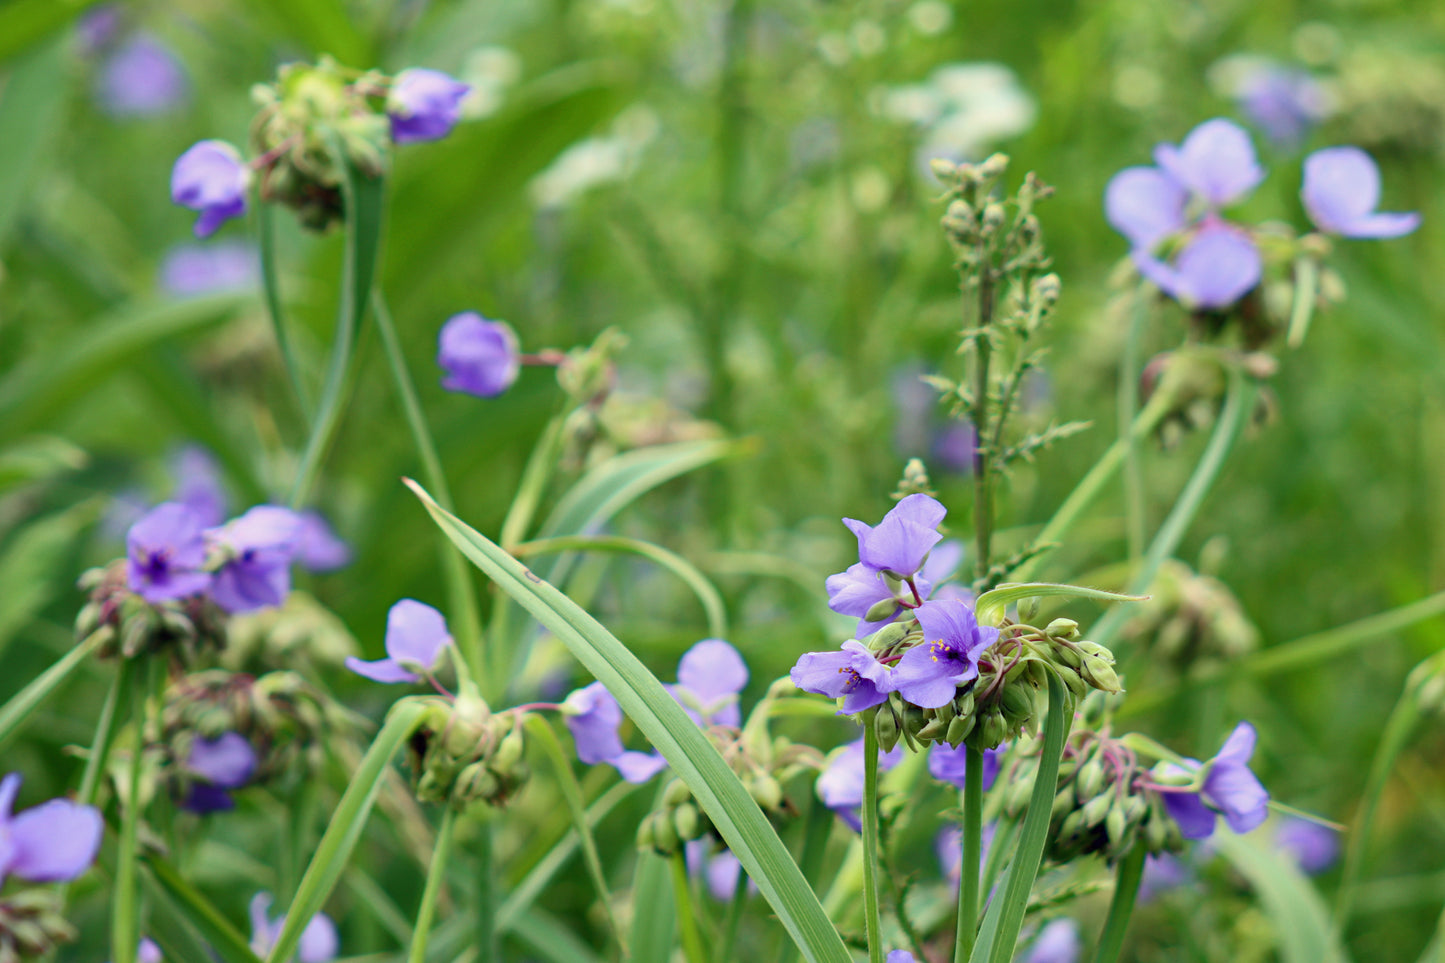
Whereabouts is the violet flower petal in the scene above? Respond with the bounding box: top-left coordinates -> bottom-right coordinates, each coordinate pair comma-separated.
344,656 -> 419,684
1023,917 -> 1082,963
1153,118 -> 1264,208
299,913 -> 340,963
676,639 -> 748,726
1163,791 -> 1218,840
384,599 -> 452,672
1135,222 -> 1261,310
437,312 -> 521,398
611,751 -> 668,783
187,732 -> 256,789
388,68 -> 471,144
126,502 -> 212,603
294,511 -> 352,572
1105,166 -> 1188,250
171,140 -> 250,238
8,799 -> 103,882
563,682 -> 626,764
1302,146 -> 1421,239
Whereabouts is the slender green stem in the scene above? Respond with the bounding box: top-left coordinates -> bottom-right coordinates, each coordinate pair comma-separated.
79,658 -> 130,808
112,661 -> 150,963
476,819 -> 498,963
972,266 -> 996,583
1090,371 -> 1257,646
0,629 -> 107,751
499,412 -> 568,551
719,864 -> 749,963
1120,286 -> 1148,560
1091,844 -> 1146,963
258,202 -> 313,420
372,291 -> 485,683
408,806 -> 458,963
1287,256 -> 1320,349
955,746 -> 985,963
671,850 -> 711,963
861,719 -> 884,963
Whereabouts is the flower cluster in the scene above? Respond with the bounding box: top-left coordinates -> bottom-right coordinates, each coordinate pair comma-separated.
171,58 -> 469,235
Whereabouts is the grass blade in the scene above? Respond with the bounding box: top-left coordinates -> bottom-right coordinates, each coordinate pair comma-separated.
1213,831 -> 1351,963
0,629 -> 104,752
144,856 -> 266,963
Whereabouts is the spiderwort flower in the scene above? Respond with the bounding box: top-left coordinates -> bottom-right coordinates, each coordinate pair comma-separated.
96,33 -> 186,117
684,840 -> 750,901
1104,166 -> 1188,252
75,4 -> 122,54
1023,918 -> 1082,963
1301,147 -> 1421,239
437,312 -> 521,398
171,140 -> 250,238
1236,64 -> 1328,147
561,682 -> 668,783
1160,721 -> 1270,839
387,69 -> 471,144
183,731 -> 257,813
844,493 -> 946,578
207,506 -> 301,613
249,892 -> 338,963
936,823 -> 997,889
1133,221 -> 1263,311
108,938 -> 164,963
670,639 -> 748,727
160,242 -> 259,298
928,741 -> 1004,791
886,953 -> 917,963
1153,118 -> 1264,210
126,502 -> 212,603
1275,816 -> 1340,874
1137,852 -> 1191,903
815,738 -> 904,832
889,598 -> 998,709
294,511 -> 351,572
0,773 -> 103,885
345,599 -> 453,684
829,539 -> 963,638
170,445 -> 227,528
790,640 -> 895,714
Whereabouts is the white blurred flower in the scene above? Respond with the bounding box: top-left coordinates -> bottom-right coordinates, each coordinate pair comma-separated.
908,0 -> 953,36
459,46 -> 522,120
529,106 -> 659,209
876,62 -> 1036,166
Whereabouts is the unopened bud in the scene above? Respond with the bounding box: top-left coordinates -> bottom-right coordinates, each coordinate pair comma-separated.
664,779 -> 692,808
673,802 -> 702,841
978,153 -> 1009,179
492,728 -> 525,772
1105,800 -> 1128,846
864,597 -> 901,624
946,713 -> 975,746
749,774 -> 783,811
1076,758 -> 1105,799
867,621 -> 910,653
1082,791 -> 1112,826
1081,655 -> 1121,693
636,813 -> 657,850
1045,618 -> 1080,640
876,705 -> 901,753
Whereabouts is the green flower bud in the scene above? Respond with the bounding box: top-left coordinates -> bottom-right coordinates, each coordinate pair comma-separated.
1058,808 -> 1086,841
749,774 -> 783,811
492,727 -> 525,773
1000,684 -> 1035,723
652,808 -> 680,855
1076,758 -> 1105,799
1081,791 -> 1112,827
946,712 -> 975,746
1045,618 -> 1080,640
664,779 -> 692,808
673,802 -> 702,842
866,621 -> 911,653
876,705 -> 901,754
978,711 -> 1007,749
917,717 -> 949,743
864,596 -> 903,624
1081,654 -> 1122,693
1051,785 -> 1075,819
978,153 -> 1009,179
636,813 -> 657,851
1105,800 -> 1128,847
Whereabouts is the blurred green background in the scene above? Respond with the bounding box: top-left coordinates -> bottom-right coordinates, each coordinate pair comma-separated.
2,0 -> 1444,959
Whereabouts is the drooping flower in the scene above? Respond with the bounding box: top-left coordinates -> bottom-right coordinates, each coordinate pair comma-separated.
170,445 -> 228,528
171,140 -> 251,238
437,312 -> 521,398
182,732 -> 257,813
160,242 -> 259,298
1160,722 -> 1270,839
828,539 -> 964,639
790,640 -> 895,714
1133,220 -> 1263,311
207,506 -> 301,613
294,511 -> 351,572
1275,816 -> 1340,874
815,738 -> 904,832
1022,917 -> 1082,963
387,69 -> 471,144
889,598 -> 998,709
670,639 -> 749,727
0,773 -> 103,885
843,493 -> 946,578
96,33 -> 186,117
1301,147 -> 1421,239
126,502 -> 212,603
248,892 -> 338,963
927,741 -> 1004,791
1153,118 -> 1265,210
345,599 -> 453,684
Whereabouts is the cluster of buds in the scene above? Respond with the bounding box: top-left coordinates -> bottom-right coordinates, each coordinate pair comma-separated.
75,559 -> 227,663
0,891 -> 77,963
1120,559 -> 1258,671
406,696 -> 529,809
934,154 -> 1052,277
223,592 -> 359,674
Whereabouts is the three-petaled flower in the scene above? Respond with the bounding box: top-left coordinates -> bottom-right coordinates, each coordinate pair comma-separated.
888,598 -> 998,709
1158,721 -> 1270,839
790,640 -> 895,714
814,737 -> 904,832
207,506 -> 302,613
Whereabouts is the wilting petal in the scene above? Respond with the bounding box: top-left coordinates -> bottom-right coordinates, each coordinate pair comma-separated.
1105,166 -> 1188,250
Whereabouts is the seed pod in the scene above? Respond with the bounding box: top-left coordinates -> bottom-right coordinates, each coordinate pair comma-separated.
1050,639 -> 1083,669
978,712 -> 1007,749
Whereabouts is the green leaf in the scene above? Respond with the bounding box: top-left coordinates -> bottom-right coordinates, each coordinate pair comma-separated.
511,906 -> 606,963
0,33 -> 66,241
1212,832 -> 1352,963
265,699 -> 428,963
0,435 -> 87,490
0,499 -> 103,659
407,480 -> 852,963
972,582 -> 1145,628
144,856 -> 266,963
630,852 -> 678,963
0,629 -> 104,752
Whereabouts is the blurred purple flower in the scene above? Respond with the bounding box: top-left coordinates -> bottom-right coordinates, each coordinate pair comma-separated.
183,732 -> 257,813
171,140 -> 250,238
437,312 -> 520,398
890,598 -> 998,709
96,33 -> 186,117
684,840 -> 752,901
1137,852 -> 1191,903
170,445 -> 227,528
126,502 -> 212,603
671,639 -> 748,727
1105,166 -> 1189,252
933,423 -> 977,475
0,772 -> 103,885
936,822 -> 997,889
1023,918 -> 1081,963
138,938 -> 163,963
1133,220 -> 1262,310
790,640 -> 894,714
928,742 -> 1004,791
886,953 -> 916,963
295,511 -> 351,572
1237,65 -> 1328,147
844,493 -> 946,579
816,738 -> 905,832
1161,722 -> 1270,839
346,599 -> 452,684
75,5 -> 122,54
160,242 -> 259,298
207,506 -> 300,613
249,892 -> 338,963
388,69 -> 471,144
1275,816 -> 1340,874
1302,147 -> 1421,239
1153,118 -> 1264,209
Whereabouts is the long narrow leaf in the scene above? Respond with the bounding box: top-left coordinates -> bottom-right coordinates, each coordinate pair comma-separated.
973,583 -> 1145,628
630,852 -> 678,963
407,479 -> 852,963
0,629 -> 104,751
1213,832 -> 1351,963
144,856 -> 265,963
0,33 -> 66,240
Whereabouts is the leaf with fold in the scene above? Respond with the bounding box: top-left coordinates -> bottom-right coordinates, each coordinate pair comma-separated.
972,582 -> 1145,627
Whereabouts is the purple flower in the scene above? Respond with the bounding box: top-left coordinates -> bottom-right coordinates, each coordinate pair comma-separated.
294,511 -> 351,572
1301,147 -> 1421,239
1105,166 -> 1188,252
0,773 -> 103,885
1137,852 -> 1191,903
345,599 -> 453,684
562,683 -> 667,782
1237,65 -> 1328,147
95,33 -> 187,117
437,312 -> 520,398
933,423 -> 978,475
126,502 -> 212,603
1153,118 -> 1264,209
160,242 -> 259,298
170,445 -> 227,528
843,493 -> 946,578
1023,918 -> 1081,963
889,598 -> 998,709
75,5 -> 122,54
928,742 -> 1004,791
886,953 -> 917,963
171,140 -> 250,238
816,738 -> 904,832
108,938 -> 164,963
1161,722 -> 1270,840
183,732 -> 257,813
207,506 -> 301,613
1275,816 -> 1340,874
936,822 -> 997,889
684,841 -> 751,901
671,639 -> 749,727
388,69 -> 471,144
1133,220 -> 1262,311
790,641 -> 895,714
827,539 -> 964,639
249,892 -> 338,963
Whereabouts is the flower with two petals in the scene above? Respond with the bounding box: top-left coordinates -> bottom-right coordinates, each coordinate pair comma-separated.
1158,721 -> 1269,839
345,599 -> 453,684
